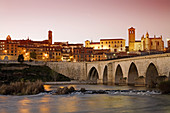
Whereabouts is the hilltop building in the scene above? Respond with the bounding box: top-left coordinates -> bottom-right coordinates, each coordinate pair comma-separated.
128,27 -> 164,52
0,31 -> 83,62
0,31 -> 52,60
85,38 -> 126,52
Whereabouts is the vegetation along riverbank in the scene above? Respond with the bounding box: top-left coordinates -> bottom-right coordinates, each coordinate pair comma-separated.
0,63 -> 71,84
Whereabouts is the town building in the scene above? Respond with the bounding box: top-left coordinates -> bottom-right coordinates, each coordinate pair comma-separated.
128,27 -> 164,52
167,40 -> 170,52
85,38 -> 126,53
73,47 -> 93,62
0,30 -> 53,61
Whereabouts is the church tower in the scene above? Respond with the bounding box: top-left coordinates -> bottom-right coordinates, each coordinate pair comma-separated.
128,27 -> 135,51
48,30 -> 52,45
145,32 -> 150,51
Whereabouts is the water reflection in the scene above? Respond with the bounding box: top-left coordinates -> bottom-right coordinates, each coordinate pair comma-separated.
44,85 -> 52,91
0,84 -> 170,113
18,98 -> 31,113
56,96 -> 79,113
39,95 -> 51,113
0,109 -> 7,113
39,104 -> 50,113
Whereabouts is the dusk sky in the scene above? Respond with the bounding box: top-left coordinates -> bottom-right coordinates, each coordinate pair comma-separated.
0,0 -> 170,46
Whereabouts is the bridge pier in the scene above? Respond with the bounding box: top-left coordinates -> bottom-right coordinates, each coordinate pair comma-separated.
97,79 -> 103,84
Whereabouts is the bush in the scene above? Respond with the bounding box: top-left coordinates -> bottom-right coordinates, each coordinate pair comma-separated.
158,80 -> 170,94
0,80 -> 44,95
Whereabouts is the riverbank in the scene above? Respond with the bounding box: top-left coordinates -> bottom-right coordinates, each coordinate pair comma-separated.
0,63 -> 70,84
0,80 -> 44,95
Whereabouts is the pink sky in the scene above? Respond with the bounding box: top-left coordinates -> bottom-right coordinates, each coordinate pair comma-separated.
0,0 -> 170,46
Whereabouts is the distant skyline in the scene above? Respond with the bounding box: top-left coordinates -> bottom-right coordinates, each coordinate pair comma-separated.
0,0 -> 170,46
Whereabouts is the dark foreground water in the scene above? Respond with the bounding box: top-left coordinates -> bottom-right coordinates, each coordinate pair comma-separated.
0,84 -> 170,113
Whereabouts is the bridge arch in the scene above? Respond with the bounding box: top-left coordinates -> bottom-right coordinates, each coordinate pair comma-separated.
145,63 -> 159,87
115,64 -> 123,85
88,67 -> 99,83
128,62 -> 139,85
103,65 -> 108,84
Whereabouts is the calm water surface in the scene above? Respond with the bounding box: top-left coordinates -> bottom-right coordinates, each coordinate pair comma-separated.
0,84 -> 170,113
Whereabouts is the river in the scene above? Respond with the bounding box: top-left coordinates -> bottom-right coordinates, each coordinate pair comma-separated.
0,84 -> 170,113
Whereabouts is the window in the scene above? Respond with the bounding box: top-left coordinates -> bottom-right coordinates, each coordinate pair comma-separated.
114,49 -> 117,52
101,45 -> 103,47
56,53 -> 58,55
158,42 -> 159,45
118,41 -> 119,43
106,42 -> 107,44
59,53 -> 60,56
151,42 -> 153,45
121,41 -> 122,43
112,41 -> 113,44
121,44 -> 122,47
115,45 -> 116,47
109,45 -> 110,47
101,42 -> 103,44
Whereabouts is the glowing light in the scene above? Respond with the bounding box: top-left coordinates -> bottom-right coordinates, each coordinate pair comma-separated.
44,54 -> 48,57
25,53 -> 29,56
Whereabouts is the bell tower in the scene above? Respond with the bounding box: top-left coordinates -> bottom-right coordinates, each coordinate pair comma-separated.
128,27 -> 135,51
48,30 -> 52,45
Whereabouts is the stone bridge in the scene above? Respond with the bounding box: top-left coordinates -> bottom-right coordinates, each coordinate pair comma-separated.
47,53 -> 170,86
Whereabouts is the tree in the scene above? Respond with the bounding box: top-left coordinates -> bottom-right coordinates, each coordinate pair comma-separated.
18,54 -> 24,63
30,51 -> 37,60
